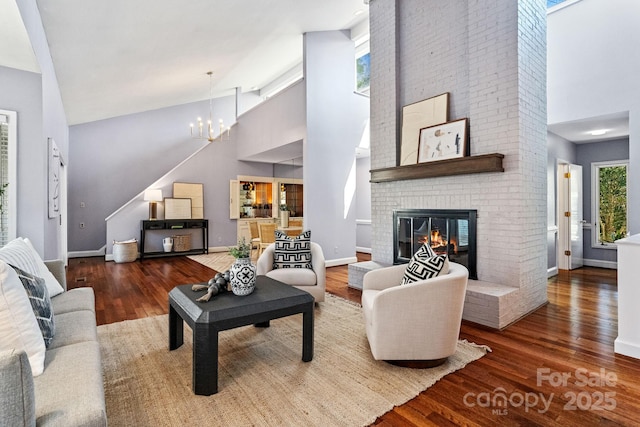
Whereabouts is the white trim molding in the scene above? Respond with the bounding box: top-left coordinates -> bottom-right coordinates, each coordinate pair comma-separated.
326,256 -> 358,268
583,258 -> 617,270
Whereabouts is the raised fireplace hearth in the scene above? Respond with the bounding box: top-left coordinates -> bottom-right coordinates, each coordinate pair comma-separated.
393,209 -> 477,279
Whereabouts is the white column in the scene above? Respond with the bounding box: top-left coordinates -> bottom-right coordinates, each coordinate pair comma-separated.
614,233 -> 640,359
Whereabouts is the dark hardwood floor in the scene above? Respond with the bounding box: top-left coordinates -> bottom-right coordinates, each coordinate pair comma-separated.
67,255 -> 640,426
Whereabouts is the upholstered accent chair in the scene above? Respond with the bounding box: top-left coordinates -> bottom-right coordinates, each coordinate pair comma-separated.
256,242 -> 326,302
361,261 -> 469,366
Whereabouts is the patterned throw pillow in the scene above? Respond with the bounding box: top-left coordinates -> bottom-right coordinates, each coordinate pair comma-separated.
401,244 -> 448,285
273,230 -> 312,269
10,265 -> 55,348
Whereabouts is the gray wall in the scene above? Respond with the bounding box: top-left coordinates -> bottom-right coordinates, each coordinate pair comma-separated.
236,82 -> 306,162
576,138 -> 629,265
68,94 -> 256,251
304,30 -> 370,262
274,161 -> 303,180
73,29 -> 370,260
0,66 -> 45,251
104,134 -> 274,255
102,81 -> 308,255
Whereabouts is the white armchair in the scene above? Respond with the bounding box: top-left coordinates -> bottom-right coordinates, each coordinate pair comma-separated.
361,261 -> 468,365
256,242 -> 326,302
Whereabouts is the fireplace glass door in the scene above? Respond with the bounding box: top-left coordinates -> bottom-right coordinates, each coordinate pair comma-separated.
394,209 -> 477,279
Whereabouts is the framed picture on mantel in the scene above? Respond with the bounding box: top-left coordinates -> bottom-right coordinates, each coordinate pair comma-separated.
400,92 -> 449,166
417,118 -> 469,163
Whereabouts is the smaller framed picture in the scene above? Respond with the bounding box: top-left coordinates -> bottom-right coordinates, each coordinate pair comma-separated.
164,198 -> 192,220
418,118 -> 469,163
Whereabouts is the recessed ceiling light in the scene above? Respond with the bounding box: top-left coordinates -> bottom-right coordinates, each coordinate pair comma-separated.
589,129 -> 608,136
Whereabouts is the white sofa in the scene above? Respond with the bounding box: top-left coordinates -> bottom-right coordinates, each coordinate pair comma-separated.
361,261 -> 469,364
256,242 -> 326,302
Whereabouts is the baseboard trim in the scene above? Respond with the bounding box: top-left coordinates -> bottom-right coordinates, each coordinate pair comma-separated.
207,246 -> 230,253
355,246 -> 372,254
326,256 -> 358,267
615,338 -> 640,359
68,246 -> 106,259
547,266 -> 558,278
583,258 -> 617,269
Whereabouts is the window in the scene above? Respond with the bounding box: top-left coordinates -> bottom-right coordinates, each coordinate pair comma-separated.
591,160 -> 628,246
356,52 -> 370,94
0,111 -> 17,247
355,39 -> 370,95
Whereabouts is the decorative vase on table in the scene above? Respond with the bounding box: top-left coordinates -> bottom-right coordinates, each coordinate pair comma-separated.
229,257 -> 257,296
162,237 -> 173,252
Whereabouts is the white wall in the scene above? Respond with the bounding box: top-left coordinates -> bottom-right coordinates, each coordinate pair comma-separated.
356,155 -> 372,252
15,0 -> 69,260
548,0 -> 640,233
304,30 -> 370,263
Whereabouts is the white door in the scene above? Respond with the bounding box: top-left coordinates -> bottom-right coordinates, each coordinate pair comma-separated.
558,163 -> 583,270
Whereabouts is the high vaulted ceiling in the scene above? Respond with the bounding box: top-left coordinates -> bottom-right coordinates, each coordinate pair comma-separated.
4,1 -> 629,144
28,0 -> 368,125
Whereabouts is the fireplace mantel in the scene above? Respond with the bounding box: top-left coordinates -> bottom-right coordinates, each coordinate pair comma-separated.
370,153 -> 504,183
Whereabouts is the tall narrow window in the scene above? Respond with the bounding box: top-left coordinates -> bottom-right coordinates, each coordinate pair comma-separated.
0,111 -> 17,247
592,161 -> 628,246
355,39 -> 370,95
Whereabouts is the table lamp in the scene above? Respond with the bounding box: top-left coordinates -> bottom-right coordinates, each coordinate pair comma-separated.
144,189 -> 163,220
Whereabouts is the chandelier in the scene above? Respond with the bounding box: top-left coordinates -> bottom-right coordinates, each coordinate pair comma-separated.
190,71 -> 229,142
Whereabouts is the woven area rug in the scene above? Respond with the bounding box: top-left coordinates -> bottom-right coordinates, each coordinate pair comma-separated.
188,251 -> 237,273
99,294 -> 490,426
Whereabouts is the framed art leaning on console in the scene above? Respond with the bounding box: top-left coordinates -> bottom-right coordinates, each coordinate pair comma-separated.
173,182 -> 204,219
164,198 -> 192,220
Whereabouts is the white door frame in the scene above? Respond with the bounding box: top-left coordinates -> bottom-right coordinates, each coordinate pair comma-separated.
58,162 -> 68,265
557,162 -> 584,270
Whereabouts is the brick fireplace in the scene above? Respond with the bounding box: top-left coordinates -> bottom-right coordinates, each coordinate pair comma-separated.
368,0 -> 548,329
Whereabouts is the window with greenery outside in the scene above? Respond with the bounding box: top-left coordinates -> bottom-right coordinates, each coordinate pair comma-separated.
356,52 -> 370,94
597,164 -> 627,244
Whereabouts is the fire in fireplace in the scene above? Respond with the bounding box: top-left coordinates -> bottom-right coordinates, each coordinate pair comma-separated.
393,209 -> 477,279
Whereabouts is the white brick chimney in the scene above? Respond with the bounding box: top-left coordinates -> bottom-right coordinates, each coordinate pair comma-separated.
368,0 -> 548,328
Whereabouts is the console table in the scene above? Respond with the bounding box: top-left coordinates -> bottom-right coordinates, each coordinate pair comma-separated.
140,219 -> 208,260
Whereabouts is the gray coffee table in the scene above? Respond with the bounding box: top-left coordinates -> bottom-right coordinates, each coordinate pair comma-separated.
168,275 -> 314,395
